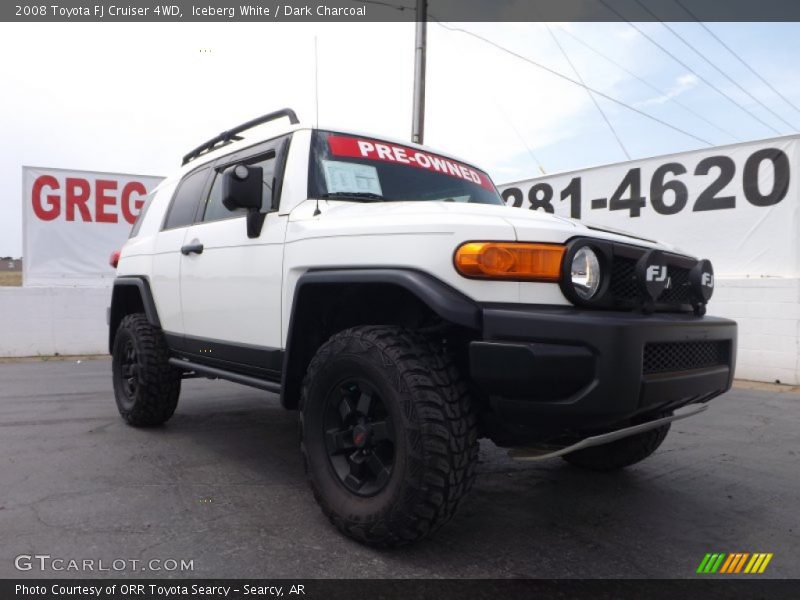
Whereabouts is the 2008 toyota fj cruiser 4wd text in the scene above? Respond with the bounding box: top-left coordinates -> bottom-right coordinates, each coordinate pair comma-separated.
109,109 -> 737,546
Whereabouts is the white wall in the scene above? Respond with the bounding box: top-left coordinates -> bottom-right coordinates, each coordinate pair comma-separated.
0,286 -> 110,357
710,278 -> 800,385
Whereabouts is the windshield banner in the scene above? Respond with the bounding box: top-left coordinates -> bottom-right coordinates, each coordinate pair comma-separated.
327,135 -> 495,190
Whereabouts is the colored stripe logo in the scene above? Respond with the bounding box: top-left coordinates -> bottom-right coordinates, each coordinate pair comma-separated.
697,553 -> 773,574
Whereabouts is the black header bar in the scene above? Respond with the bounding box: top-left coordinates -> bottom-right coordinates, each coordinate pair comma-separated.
3,579 -> 800,600
4,0 -> 800,23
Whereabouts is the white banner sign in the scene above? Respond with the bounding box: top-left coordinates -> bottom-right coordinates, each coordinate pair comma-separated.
499,136 -> 798,278
22,166 -> 164,286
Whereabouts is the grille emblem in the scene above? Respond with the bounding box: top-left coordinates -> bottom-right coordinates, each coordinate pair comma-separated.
636,250 -> 669,303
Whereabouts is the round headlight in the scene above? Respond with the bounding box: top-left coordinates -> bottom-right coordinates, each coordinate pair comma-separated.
571,247 -> 601,300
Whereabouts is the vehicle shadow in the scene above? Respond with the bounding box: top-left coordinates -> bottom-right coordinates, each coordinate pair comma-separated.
120,383 -> 785,578
386,439 -> 766,578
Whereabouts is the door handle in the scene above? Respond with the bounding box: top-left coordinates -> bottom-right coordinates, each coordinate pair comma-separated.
181,242 -> 204,255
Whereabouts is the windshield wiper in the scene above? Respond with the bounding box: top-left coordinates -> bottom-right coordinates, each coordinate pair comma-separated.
320,192 -> 385,202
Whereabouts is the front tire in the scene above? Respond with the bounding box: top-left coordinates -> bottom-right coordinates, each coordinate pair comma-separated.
112,313 -> 181,427
300,326 -> 478,547
561,421 -> 671,471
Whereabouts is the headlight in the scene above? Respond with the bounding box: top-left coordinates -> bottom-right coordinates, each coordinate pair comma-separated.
571,246 -> 601,299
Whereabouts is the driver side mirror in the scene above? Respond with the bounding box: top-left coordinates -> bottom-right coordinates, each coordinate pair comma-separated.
221,164 -> 263,212
221,164 -> 266,238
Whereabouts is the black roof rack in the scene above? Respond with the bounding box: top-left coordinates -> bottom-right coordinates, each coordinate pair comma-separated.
181,108 -> 300,166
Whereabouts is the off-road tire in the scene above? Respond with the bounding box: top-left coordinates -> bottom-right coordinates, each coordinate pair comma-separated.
561,421 -> 671,471
112,313 -> 181,427
300,325 -> 478,547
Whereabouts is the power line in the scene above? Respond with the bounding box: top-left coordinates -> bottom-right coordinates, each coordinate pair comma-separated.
632,0 -> 798,132
557,27 -> 740,142
598,0 -> 782,136
673,0 -> 800,119
494,98 -> 547,175
545,23 -> 631,160
434,21 -> 714,146
356,0 -> 413,11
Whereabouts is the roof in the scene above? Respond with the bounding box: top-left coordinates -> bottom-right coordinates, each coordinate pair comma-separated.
175,109 -> 490,178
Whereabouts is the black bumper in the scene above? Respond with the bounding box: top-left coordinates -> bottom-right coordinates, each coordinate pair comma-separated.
469,305 -> 737,437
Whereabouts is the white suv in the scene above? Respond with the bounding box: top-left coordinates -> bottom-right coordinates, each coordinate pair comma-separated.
109,109 -> 736,546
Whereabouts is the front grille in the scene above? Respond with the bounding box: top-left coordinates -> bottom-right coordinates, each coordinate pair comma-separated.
565,237 -> 704,313
643,341 -> 730,374
609,257 -> 693,310
609,256 -> 637,300
659,266 -> 693,305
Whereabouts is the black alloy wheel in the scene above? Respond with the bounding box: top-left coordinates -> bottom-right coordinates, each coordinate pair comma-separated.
323,378 -> 396,497
119,338 -> 139,406
111,313 -> 181,427
300,325 -> 479,546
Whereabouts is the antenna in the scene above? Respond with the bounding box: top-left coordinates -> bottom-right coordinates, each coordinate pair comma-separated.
314,35 -> 320,128
313,38 -> 321,218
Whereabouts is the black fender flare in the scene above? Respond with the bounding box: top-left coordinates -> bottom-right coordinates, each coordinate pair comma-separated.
107,276 -> 161,353
279,268 -> 481,408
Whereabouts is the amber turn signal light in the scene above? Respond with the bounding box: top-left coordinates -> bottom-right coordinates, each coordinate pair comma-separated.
454,242 -> 566,281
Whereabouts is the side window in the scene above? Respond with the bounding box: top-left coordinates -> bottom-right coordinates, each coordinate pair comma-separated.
201,152 -> 277,223
163,169 -> 209,230
129,191 -> 154,238
203,172 -> 248,223
250,153 -> 278,207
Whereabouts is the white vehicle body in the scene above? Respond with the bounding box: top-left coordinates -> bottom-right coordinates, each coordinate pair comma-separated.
108,110 -> 736,546
119,124 -> 678,351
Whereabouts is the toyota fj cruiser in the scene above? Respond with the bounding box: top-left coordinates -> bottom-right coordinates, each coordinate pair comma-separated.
109,109 -> 737,546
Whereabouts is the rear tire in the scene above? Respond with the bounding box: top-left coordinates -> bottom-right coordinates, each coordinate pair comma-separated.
112,313 -> 181,427
561,421 -> 671,471
300,325 -> 478,547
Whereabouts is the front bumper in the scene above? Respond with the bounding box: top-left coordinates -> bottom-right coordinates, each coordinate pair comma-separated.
469,305 -> 737,442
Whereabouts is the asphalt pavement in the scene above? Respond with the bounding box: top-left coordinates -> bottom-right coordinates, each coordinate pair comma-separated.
0,358 -> 797,579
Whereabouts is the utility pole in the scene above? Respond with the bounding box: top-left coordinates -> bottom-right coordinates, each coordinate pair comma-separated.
411,0 -> 427,144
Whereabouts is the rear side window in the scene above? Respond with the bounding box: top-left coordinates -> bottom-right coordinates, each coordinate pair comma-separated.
163,169 -> 209,230
129,191 -> 154,238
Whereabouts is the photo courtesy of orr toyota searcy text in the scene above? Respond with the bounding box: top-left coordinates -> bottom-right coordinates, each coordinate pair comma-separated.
14,584 -> 299,597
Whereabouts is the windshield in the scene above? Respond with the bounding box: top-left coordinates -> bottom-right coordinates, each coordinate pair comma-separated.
309,130 -> 503,205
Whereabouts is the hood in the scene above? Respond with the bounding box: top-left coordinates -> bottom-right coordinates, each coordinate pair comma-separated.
504,210 -> 686,254
290,199 -> 687,254
492,205 -> 687,254
298,199 -> 562,222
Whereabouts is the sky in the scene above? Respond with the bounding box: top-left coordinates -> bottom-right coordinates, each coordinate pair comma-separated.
2,20 -> 800,257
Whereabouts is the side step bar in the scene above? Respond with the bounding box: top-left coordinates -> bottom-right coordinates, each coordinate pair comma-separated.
508,404 -> 709,461
168,358 -> 281,394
